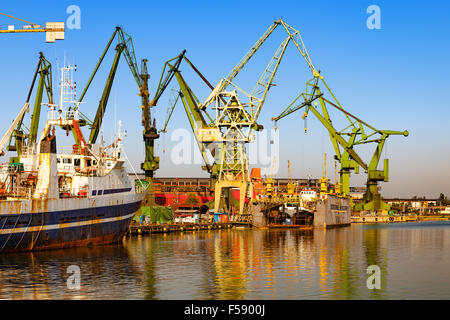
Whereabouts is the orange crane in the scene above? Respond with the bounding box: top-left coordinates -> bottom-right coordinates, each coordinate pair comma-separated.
0,12 -> 64,42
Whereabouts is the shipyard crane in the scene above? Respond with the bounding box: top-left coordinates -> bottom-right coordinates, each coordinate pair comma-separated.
67,27 -> 160,181
265,156 -> 277,198
270,21 -> 409,213
0,12 -> 64,42
2,52 -> 54,162
153,20 -> 297,214
154,50 -> 219,176
319,153 -> 328,194
287,160 -> 295,194
196,19 -> 323,214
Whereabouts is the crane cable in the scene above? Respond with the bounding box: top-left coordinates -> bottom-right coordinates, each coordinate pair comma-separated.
0,12 -> 39,26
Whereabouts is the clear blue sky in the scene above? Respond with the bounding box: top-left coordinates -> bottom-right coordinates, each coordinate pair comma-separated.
0,0 -> 449,198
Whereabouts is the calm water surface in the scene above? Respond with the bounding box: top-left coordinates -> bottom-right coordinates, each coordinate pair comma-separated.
1,221 -> 450,299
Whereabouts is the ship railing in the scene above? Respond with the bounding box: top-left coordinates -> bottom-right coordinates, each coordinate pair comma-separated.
0,163 -> 33,175
2,186 -> 35,199
47,109 -> 79,121
0,187 -> 90,199
57,146 -> 82,155
0,185 -> 92,199
57,164 -> 77,174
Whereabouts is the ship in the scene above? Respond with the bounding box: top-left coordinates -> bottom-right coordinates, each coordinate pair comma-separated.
0,63 -> 147,253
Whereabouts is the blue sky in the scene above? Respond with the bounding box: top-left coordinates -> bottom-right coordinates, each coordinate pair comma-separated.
0,0 -> 449,198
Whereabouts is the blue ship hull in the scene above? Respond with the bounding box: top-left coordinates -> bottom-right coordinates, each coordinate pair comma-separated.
0,200 -> 141,253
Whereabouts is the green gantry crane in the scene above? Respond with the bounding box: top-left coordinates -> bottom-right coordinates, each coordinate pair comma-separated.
6,51 -> 54,162
71,27 -> 159,180
152,50 -> 220,181
271,48 -> 408,213
152,23 -> 291,215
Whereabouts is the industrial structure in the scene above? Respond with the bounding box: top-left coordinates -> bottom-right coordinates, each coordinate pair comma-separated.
0,16 -> 410,227
150,19 -> 349,216
66,27 -> 159,203
269,20 -> 409,214
1,52 -> 54,162
0,27 -> 147,252
138,18 -> 409,216
272,75 -> 409,213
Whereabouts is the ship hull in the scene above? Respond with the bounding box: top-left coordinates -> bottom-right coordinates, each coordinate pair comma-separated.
313,194 -> 351,228
0,196 -> 142,253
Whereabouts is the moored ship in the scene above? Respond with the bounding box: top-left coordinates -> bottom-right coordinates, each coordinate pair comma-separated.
0,63 -> 146,253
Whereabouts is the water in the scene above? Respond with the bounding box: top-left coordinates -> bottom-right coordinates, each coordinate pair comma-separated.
1,221 -> 450,299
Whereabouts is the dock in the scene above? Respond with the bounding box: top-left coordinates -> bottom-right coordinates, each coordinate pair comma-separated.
127,222 -> 247,235
267,224 -> 313,230
351,215 -> 450,223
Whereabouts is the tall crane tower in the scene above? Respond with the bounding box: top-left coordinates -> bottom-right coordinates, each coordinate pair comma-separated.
152,20 -> 296,214
319,153 -> 328,194
0,12 -> 64,42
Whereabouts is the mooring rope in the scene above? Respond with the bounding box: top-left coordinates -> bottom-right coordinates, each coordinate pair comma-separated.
121,148 -> 145,189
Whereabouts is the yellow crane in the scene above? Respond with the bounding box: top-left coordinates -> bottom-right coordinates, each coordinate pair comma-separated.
265,156 -> 277,198
319,153 -> 328,194
287,160 -> 296,194
0,12 -> 64,42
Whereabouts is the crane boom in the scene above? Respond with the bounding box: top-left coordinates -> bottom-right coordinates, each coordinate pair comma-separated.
224,21 -> 281,87
250,35 -> 290,122
173,70 -> 216,174
279,20 -> 317,76
77,29 -> 119,105
74,27 -> 145,146
150,50 -> 186,107
152,51 -> 223,179
0,103 -> 29,156
0,13 -> 64,42
88,42 -> 124,144
201,20 -> 281,109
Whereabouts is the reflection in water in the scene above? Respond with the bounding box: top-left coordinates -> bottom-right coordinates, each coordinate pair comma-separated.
0,244 -> 141,299
363,228 -> 389,299
0,221 -> 450,299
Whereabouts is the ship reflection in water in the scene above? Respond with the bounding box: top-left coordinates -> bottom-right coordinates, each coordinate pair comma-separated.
1,221 -> 450,299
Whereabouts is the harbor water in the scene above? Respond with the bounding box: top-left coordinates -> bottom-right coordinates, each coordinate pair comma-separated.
1,221 -> 450,299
